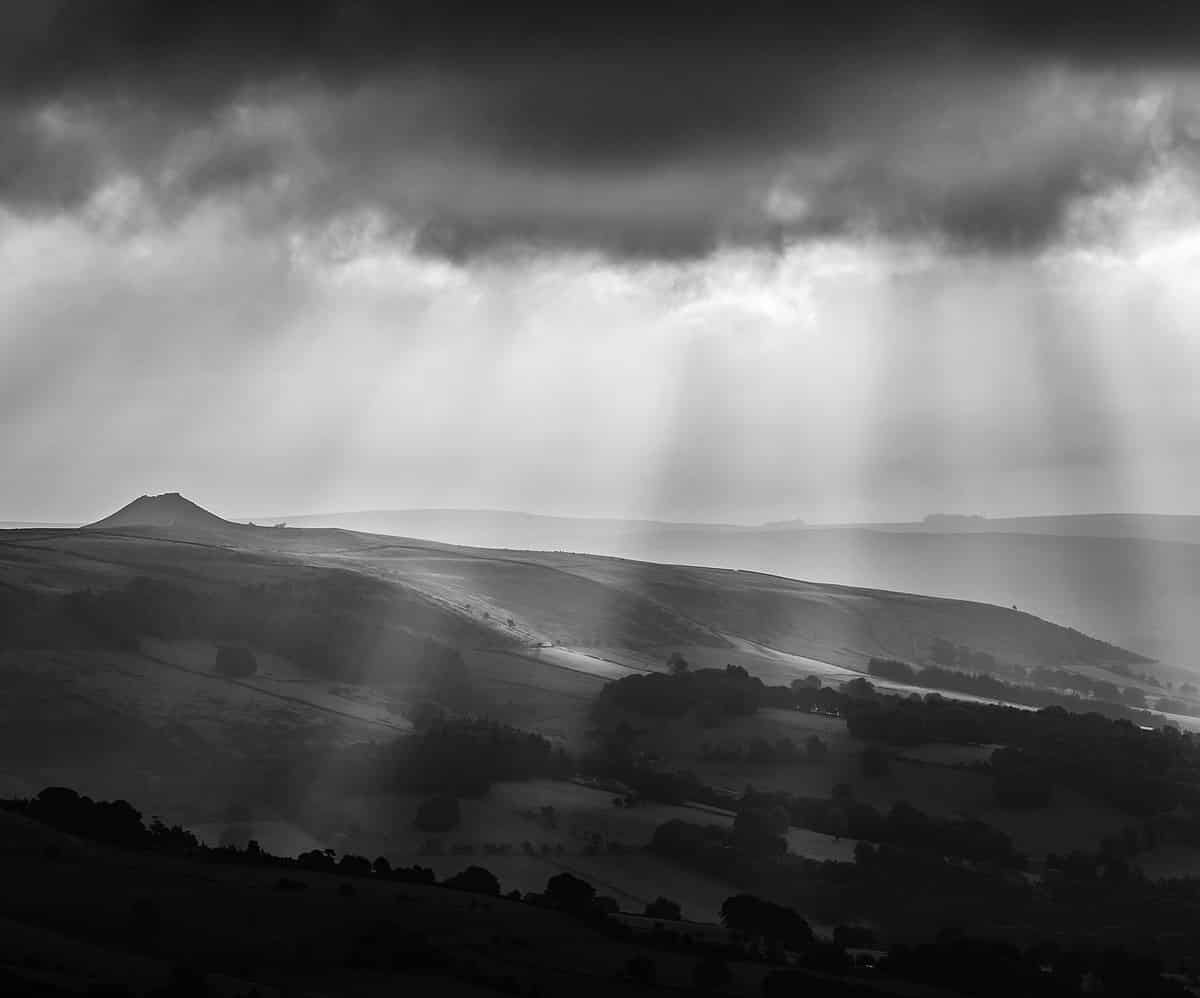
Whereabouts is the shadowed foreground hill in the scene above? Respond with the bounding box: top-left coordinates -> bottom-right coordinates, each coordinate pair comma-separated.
1,786 -> 1194,998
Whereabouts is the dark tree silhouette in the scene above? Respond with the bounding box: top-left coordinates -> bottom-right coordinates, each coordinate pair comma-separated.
868,658 -> 917,683
443,864 -> 501,895
732,805 -> 788,855
28,787 -> 147,849
720,894 -> 813,950
545,871 -> 596,914
668,651 -> 690,674
338,854 -> 371,876
644,896 -> 683,921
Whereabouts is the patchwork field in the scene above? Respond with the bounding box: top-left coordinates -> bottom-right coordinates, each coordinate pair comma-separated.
192,774 -> 859,924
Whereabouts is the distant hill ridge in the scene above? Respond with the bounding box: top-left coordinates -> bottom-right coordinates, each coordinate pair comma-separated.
237,505 -> 1200,663
262,506 -> 1200,541
64,493 -> 1197,664
86,492 -> 237,531
0,490 -> 1154,695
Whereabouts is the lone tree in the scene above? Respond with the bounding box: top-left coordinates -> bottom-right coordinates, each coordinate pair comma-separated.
720,894 -> 813,950
644,896 -> 683,921
732,804 -> 789,856
215,645 -> 256,679
545,871 -> 597,915
443,865 -> 500,896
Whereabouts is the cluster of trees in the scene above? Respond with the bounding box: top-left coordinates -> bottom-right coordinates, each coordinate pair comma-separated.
926,639 -> 1153,709
292,847 -> 437,885
442,865 -> 500,895
651,816 -> 1032,937
644,896 -> 683,920
603,650 -> 1170,751
730,803 -> 790,856
929,637 -> 1004,674
1030,667 -> 1149,707
14,787 -> 165,851
595,664 -> 777,721
579,754 -> 715,807
870,656 -> 1156,722
389,719 -> 572,797
917,665 -> 1156,719
720,893 -> 813,950
3,786 -> 612,913
588,734 -> 1022,867
594,655 -> 1200,854
649,817 -> 736,869
653,812 -> 1200,979
867,657 -> 920,683
872,934 -> 1186,998
930,629 -> 1147,672
287,849 -> 641,921
596,661 -> 889,730
737,787 -> 1023,867
847,696 -> 1200,817
9,783 -> 1196,996
532,871 -> 610,918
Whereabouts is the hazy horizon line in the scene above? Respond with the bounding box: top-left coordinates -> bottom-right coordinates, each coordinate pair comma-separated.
172,502 -> 1200,530
11,499 -> 1200,532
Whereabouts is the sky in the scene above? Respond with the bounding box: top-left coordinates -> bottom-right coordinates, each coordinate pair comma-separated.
4,1 -> 1200,524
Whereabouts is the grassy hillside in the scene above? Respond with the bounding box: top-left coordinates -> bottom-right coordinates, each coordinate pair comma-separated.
2,514 -> 1147,703
0,499 -> 1174,882
275,508 -> 1200,666
7,505 -> 1200,993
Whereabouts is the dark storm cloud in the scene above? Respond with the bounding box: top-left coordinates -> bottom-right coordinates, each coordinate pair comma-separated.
3,1 -> 1200,256
0,109 -> 108,214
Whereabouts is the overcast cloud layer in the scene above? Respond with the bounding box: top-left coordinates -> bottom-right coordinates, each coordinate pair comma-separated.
6,1 -> 1200,254
3,2 -> 1200,523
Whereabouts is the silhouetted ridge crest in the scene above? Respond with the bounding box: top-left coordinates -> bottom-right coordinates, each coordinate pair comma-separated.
87,492 -> 233,530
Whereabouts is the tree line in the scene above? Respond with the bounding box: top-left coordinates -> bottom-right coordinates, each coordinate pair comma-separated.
868,656 -> 1156,719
